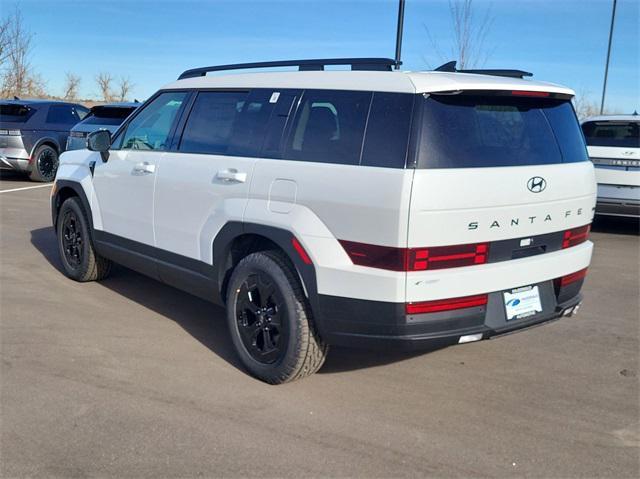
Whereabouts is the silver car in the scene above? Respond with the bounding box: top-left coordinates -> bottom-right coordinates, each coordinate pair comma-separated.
66,102 -> 139,151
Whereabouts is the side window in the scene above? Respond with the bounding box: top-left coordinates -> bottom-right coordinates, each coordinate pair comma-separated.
77,106 -> 90,120
284,90 -> 371,165
46,105 -> 80,125
119,91 -> 188,151
361,93 -> 413,168
227,89 -> 278,157
179,91 -> 248,155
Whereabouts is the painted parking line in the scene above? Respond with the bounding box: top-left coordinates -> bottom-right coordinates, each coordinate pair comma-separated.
0,184 -> 52,194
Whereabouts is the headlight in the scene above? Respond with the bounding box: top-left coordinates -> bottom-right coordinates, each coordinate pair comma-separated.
0,129 -> 21,136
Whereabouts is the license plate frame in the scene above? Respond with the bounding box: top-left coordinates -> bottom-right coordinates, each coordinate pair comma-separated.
503,285 -> 542,320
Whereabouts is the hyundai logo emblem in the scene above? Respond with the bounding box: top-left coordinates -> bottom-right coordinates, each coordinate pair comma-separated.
527,176 -> 547,193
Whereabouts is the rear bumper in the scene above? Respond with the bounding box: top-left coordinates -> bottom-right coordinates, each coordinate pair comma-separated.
0,154 -> 29,173
316,280 -> 584,350
595,184 -> 640,217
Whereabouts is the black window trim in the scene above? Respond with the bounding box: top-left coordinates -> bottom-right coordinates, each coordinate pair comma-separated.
114,87 -> 418,168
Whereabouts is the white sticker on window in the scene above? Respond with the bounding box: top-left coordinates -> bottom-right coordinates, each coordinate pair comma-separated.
269,92 -> 280,103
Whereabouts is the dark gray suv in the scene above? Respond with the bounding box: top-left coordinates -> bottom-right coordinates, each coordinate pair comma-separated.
0,99 -> 89,181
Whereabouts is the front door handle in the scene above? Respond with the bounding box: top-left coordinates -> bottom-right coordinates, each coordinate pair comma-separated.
133,162 -> 155,174
217,169 -> 247,183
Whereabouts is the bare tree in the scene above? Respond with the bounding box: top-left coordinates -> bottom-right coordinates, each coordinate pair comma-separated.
95,72 -> 113,102
573,88 -> 600,121
0,14 -> 10,66
423,0 -> 495,69
63,72 -> 81,100
116,77 -> 133,102
0,6 -> 47,98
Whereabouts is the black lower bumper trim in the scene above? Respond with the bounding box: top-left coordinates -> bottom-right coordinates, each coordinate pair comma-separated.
595,199 -> 640,218
316,286 -> 583,350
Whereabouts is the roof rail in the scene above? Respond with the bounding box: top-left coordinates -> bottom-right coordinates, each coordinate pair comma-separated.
178,58 -> 399,80
434,60 -> 533,79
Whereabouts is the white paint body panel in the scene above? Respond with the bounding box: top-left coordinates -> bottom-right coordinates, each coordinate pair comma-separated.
153,152 -> 256,263
408,162 -> 597,246
92,150 -> 159,245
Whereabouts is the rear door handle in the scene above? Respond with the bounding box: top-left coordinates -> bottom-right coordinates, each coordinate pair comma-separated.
133,162 -> 156,174
217,169 -> 247,183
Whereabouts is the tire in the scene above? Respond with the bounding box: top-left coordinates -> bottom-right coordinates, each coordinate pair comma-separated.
226,250 -> 328,384
29,144 -> 59,182
56,197 -> 112,282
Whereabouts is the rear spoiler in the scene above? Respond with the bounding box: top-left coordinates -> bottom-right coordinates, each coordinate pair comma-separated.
434,61 -> 532,79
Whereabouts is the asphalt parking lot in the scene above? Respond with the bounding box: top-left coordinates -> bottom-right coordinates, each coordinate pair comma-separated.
1,172 -> 638,478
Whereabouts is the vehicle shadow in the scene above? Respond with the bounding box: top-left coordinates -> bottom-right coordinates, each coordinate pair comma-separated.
30,226 -> 445,376
30,226 -> 244,373
0,170 -> 29,182
592,216 -> 640,236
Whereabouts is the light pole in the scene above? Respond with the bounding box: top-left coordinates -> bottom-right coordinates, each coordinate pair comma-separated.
394,0 -> 406,70
600,0 -> 618,115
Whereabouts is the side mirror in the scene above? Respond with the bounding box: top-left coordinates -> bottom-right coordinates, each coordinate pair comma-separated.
87,129 -> 111,153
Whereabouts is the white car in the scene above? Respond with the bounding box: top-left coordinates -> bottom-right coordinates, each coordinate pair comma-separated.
51,58 -> 596,383
581,115 -> 640,217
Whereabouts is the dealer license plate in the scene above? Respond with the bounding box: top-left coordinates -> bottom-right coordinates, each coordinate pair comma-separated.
504,285 -> 542,320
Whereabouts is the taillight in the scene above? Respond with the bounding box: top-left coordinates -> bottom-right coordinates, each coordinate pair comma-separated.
406,294 -> 488,315
562,225 -> 590,249
556,268 -> 588,288
0,129 -> 21,136
339,240 -> 489,272
407,243 -> 488,271
338,241 -> 406,271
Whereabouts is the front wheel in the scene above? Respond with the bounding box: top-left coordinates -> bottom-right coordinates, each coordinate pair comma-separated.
29,144 -> 59,182
226,251 -> 328,384
56,197 -> 112,282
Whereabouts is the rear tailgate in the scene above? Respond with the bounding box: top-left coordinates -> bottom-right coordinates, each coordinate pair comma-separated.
406,91 -> 596,302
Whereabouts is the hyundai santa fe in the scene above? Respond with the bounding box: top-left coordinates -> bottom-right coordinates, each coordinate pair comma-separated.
50,58 -> 596,383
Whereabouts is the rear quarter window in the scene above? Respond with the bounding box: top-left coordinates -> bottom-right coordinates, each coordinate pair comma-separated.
46,105 -> 85,125
284,89 -> 371,165
417,94 -> 588,168
361,92 -> 414,168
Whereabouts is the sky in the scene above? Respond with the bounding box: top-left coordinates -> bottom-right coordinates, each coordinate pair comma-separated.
8,0 -> 639,113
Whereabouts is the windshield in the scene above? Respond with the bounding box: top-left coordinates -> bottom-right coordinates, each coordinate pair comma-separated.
82,106 -> 137,126
417,94 -> 588,168
0,104 -> 34,123
581,121 -> 640,148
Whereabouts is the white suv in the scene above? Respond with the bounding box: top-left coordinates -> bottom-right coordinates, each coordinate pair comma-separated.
51,58 -> 596,383
581,115 -> 639,217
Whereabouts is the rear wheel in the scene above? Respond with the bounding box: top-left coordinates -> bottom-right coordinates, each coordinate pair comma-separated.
29,144 -> 59,182
56,197 -> 112,282
226,251 -> 328,384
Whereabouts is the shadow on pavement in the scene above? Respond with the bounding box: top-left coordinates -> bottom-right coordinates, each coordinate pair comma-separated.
0,170 -> 29,182
30,226 -> 445,376
30,226 -> 244,373
592,215 -> 639,236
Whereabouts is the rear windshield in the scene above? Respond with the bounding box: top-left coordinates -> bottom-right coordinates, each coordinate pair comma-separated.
82,106 -> 136,126
417,94 -> 588,168
581,121 -> 639,148
0,104 -> 34,123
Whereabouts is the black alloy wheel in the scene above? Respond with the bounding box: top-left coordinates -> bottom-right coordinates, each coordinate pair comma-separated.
61,209 -> 83,269
236,272 -> 288,364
